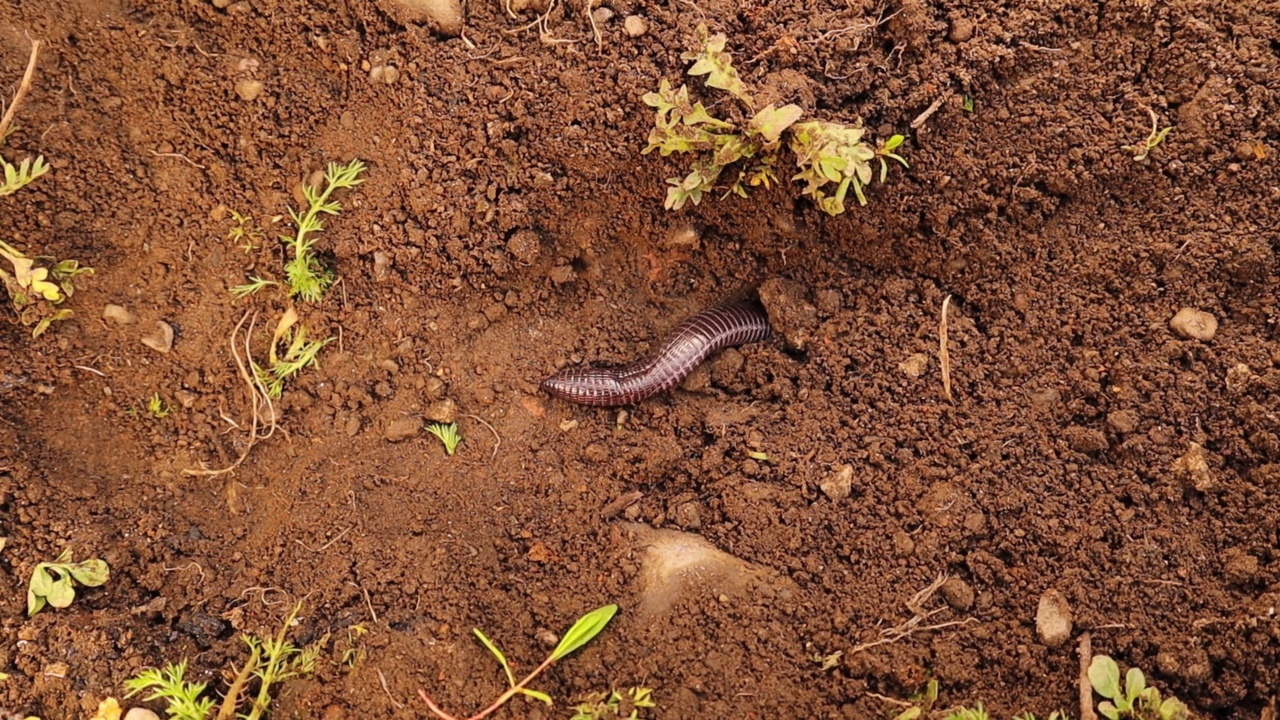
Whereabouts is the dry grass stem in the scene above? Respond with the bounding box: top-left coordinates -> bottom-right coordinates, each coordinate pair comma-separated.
939,294 -> 954,403
1078,632 -> 1097,720
849,573 -> 975,654
0,39 -> 42,143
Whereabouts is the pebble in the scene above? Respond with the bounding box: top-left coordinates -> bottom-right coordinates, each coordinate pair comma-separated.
382,0 -> 464,36
235,79 -> 264,102
674,501 -> 702,529
1169,307 -> 1217,341
125,709 -> 161,720
623,15 -> 648,37
102,304 -> 137,325
948,16 -> 975,43
1172,442 -> 1213,491
757,278 -> 817,350
368,65 -> 400,85
320,706 -> 344,720
1106,410 -> 1138,435
424,398 -> 458,424
385,415 -> 423,442
591,6 -> 614,25
1035,589 -> 1073,647
899,353 -> 929,378
939,577 -> 975,611
141,321 -> 175,354
1065,426 -> 1108,455
819,464 -> 853,501
891,530 -> 915,557
424,376 -> 446,400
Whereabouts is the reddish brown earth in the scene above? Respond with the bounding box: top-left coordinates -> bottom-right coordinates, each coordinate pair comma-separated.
1,0 -> 1278,718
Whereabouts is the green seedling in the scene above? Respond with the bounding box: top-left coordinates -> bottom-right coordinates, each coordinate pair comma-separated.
809,650 -> 841,671
252,322 -> 333,398
124,661 -> 214,720
147,393 -> 175,419
643,24 -> 906,216
570,687 -> 656,720
942,706 -> 989,720
428,422 -> 462,456
27,548 -> 110,616
226,209 -> 265,253
0,239 -> 93,337
230,276 -> 278,298
1014,713 -> 1068,720
891,679 -> 939,720
1089,655 -> 1188,720
961,96 -> 975,113
418,604 -> 619,720
281,160 -> 366,302
1123,109 -> 1172,162
0,155 -> 49,197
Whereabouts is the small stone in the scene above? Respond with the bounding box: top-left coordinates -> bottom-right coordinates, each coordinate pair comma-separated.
1225,363 -> 1252,393
235,79 -> 264,102
663,224 -> 699,249
211,0 -> 232,8
340,111 -> 355,129
424,376 -> 446,400
549,265 -> 576,285
590,6 -> 614,25
899,353 -> 929,378
102,304 -> 137,325
125,709 -> 162,720
424,398 -> 458,424
1035,589 -> 1073,648
379,0 -> 464,36
623,15 -> 648,37
1172,442 -> 1213,492
381,66 -> 400,84
819,464 -> 854,501
757,278 -> 818,350
939,577 -> 975,611
948,16 -> 975,43
1029,388 -> 1061,411
506,229 -> 541,264
141,321 -> 175,354
1169,308 -> 1218,341
385,416 -> 423,442
1106,410 -> 1139,435
674,501 -> 702,529
536,629 -> 559,647
892,531 -> 915,557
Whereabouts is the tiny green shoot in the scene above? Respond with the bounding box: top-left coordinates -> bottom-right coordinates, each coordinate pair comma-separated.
890,679 -> 939,720
0,155 -> 49,197
570,687 -> 656,720
123,661 -> 214,720
281,160 -> 366,302
230,276 -> 278,298
941,706 -> 989,720
1123,109 -> 1172,162
147,393 -> 175,419
252,323 -> 333,398
418,604 -> 619,720
961,95 -> 975,113
226,209 -> 265,253
27,548 -> 110,616
428,422 -> 462,456
0,240 -> 93,337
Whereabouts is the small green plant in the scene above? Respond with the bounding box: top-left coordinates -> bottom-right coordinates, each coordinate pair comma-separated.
281,160 -> 366,302
418,604 -> 618,720
642,24 -> 906,216
230,276 -> 278,298
961,95 -> 975,113
428,422 -> 462,456
942,706 -> 990,720
1123,109 -> 1172,162
0,155 -> 48,196
1014,713 -> 1067,720
147,393 -> 175,418
1089,655 -> 1188,720
124,661 -> 214,720
570,687 -> 655,720
252,323 -> 333,398
0,239 -> 93,337
226,209 -> 265,253
27,548 -> 110,616
892,679 -> 938,720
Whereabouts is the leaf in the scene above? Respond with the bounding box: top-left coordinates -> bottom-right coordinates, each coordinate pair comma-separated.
32,309 -> 73,338
1089,656 -> 1122,700
46,575 -> 76,608
1098,701 -> 1119,720
473,629 -> 516,687
519,687 -> 553,705
550,604 -> 618,662
1159,696 -> 1188,720
881,134 -> 905,151
55,547 -> 73,563
27,588 -> 45,616
1125,666 -> 1145,701
893,709 -> 922,720
269,307 -> 300,366
69,558 -> 110,586
749,104 -> 804,143
29,565 -> 54,597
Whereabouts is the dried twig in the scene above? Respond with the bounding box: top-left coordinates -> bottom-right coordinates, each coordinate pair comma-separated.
148,148 -> 205,169
910,94 -> 947,129
849,574 -> 975,654
378,668 -> 406,710
0,39 -> 42,144
939,295 -> 954,403
295,525 -> 353,552
1078,632 -> 1097,720
461,413 -> 501,462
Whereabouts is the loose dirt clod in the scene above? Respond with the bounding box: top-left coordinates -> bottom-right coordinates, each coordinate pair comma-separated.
102,304 -> 137,325
385,415 -> 423,442
757,278 -> 817,349
1169,307 -> 1218,341
1172,442 -> 1213,491
424,398 -> 458,424
1036,589 -> 1073,647
820,464 -> 853,501
378,0 -> 464,36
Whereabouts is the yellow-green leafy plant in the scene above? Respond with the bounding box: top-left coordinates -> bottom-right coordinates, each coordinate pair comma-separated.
0,239 -> 93,337
27,548 -> 110,616
427,422 -> 462,456
1123,109 -> 1172,162
1089,655 -> 1188,720
282,160 -> 366,302
253,322 -> 333,398
0,155 -> 48,197
642,24 -> 907,216
570,687 -> 656,720
124,661 -> 213,720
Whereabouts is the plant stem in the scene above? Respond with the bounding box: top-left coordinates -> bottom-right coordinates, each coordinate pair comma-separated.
0,39 -> 41,144
418,655 -> 558,720
217,643 -> 261,720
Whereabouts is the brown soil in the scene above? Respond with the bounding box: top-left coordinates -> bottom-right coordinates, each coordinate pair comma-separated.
2,0 -> 1278,718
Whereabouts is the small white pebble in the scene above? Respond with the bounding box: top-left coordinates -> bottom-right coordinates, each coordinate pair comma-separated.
623,15 -> 648,37
234,79 -> 263,102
